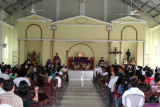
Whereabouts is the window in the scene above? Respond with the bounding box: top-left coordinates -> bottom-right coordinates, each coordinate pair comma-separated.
155,40 -> 158,66
4,37 -> 8,58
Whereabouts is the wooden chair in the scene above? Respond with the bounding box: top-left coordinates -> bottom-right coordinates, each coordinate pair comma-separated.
100,76 -> 105,93
29,80 -> 36,90
23,101 -> 38,107
37,87 -> 52,107
51,79 -> 58,100
46,83 -> 55,104
144,92 -> 160,102
144,103 -> 160,107
105,78 -> 110,94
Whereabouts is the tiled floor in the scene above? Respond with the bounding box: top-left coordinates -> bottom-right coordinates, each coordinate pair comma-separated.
57,71 -> 107,107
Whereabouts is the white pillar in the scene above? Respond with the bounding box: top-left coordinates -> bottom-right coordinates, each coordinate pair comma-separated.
79,0 -> 86,15
0,10 -> 5,64
104,0 -> 108,21
56,0 -> 60,21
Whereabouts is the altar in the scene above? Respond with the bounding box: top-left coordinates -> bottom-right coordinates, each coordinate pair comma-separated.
68,57 -> 94,70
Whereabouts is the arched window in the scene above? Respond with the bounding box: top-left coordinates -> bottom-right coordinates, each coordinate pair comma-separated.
4,37 -> 8,58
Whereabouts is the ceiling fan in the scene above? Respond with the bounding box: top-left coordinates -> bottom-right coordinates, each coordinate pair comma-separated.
117,0 -> 141,16
21,0 -> 44,15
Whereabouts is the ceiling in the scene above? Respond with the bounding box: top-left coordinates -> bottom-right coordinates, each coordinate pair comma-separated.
0,0 -> 160,25
122,0 -> 160,25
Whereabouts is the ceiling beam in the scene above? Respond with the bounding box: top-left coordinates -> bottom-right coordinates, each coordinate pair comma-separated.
0,1 -> 16,11
122,0 -> 160,13
132,0 -> 160,25
4,0 -> 33,21
2,0 -> 8,4
147,0 -> 160,13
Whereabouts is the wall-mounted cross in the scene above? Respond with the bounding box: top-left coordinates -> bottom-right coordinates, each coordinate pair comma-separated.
109,47 -> 122,65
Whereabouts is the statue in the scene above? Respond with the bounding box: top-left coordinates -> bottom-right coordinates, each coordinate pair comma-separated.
126,49 -> 131,62
32,51 -> 36,64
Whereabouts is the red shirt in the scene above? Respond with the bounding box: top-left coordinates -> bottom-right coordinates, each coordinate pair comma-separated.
146,77 -> 154,86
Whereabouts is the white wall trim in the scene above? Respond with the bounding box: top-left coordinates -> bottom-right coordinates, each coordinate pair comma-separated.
52,15 -> 111,25
150,25 -> 160,30
0,21 -> 13,28
53,23 -> 110,26
18,38 -> 145,43
17,15 -> 52,22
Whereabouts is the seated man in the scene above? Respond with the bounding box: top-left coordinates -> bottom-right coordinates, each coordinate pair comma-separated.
13,70 -> 31,87
0,67 -> 9,80
0,78 -> 5,94
0,80 -> 23,107
122,78 -> 145,107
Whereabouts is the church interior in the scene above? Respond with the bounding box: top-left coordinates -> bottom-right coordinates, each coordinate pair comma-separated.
0,0 -> 160,107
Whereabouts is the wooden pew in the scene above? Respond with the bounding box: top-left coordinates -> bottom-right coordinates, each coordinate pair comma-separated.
144,92 -> 160,102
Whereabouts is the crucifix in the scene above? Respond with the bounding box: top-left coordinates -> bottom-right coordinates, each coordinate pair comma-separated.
109,47 -> 122,65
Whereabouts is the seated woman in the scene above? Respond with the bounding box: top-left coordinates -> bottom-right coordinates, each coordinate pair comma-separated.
114,75 -> 130,107
138,75 -> 150,92
40,70 -> 50,84
9,67 -> 17,79
151,73 -> 160,92
146,71 -> 154,86
16,81 -> 39,102
36,76 -> 49,104
113,74 -> 124,104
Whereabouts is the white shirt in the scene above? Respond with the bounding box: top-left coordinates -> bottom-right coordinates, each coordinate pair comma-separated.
0,73 -> 9,80
142,70 -> 146,75
93,67 -> 102,77
122,87 -> 145,107
102,72 -> 108,76
93,67 -> 99,77
0,87 -> 5,94
13,77 -> 31,87
108,76 -> 119,92
59,71 -> 63,75
0,104 -> 13,107
55,76 -> 61,88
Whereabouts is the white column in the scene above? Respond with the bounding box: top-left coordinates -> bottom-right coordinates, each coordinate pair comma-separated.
56,0 -> 60,21
0,10 -> 5,64
104,0 -> 108,21
80,0 -> 86,15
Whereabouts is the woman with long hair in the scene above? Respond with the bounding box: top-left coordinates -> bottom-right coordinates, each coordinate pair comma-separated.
17,81 -> 39,102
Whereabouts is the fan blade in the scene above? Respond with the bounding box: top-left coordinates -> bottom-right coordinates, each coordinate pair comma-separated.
20,10 -> 30,11
117,13 -> 128,15
133,9 -> 138,13
133,14 -> 141,16
35,10 -> 44,12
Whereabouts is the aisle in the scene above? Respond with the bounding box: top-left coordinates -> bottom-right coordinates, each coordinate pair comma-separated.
58,80 -> 106,107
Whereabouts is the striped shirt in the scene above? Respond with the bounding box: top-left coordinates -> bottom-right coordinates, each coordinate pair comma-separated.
0,92 -> 23,107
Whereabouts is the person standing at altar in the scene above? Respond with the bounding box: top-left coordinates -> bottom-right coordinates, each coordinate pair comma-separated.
54,53 -> 60,60
99,57 -> 105,67
46,59 -> 51,67
126,49 -> 131,62
54,53 -> 61,65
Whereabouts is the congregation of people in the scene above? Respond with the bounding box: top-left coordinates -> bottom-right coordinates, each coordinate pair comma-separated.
93,63 -> 160,107
0,53 -> 69,107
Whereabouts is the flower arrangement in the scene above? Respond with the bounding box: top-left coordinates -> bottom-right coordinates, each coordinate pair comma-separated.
121,58 -> 136,65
